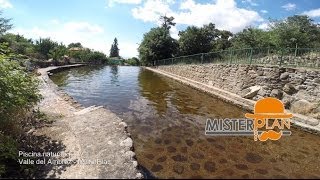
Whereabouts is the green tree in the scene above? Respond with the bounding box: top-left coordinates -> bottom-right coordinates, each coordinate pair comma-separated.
231,27 -> 274,49
0,33 -> 35,55
270,15 -> 320,48
109,38 -> 119,57
34,38 -> 58,60
212,30 -> 233,51
0,11 -> 12,35
138,27 -> 178,66
49,44 -> 67,65
85,51 -> 108,64
160,15 -> 176,31
178,23 -> 219,55
125,57 -> 140,66
138,16 -> 178,66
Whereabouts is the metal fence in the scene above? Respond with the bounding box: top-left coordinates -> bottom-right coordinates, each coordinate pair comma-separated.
154,48 -> 320,69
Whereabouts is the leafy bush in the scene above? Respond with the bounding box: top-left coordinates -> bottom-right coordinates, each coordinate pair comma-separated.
125,57 -> 140,66
0,57 -> 41,128
0,55 -> 41,176
0,133 -> 18,176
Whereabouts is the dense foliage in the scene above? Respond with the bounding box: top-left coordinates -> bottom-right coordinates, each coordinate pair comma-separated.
138,27 -> 178,66
0,46 -> 41,177
138,16 -> 178,65
124,57 -> 140,66
0,57 -> 41,125
0,13 -> 42,177
139,15 -> 320,65
178,23 -> 229,55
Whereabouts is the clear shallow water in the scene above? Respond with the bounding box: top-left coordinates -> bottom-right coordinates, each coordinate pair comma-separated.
51,66 -> 320,178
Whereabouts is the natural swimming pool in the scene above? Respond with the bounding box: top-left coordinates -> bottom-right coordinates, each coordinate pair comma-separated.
50,65 -> 320,178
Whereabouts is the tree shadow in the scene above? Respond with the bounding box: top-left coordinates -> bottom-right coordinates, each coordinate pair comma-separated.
2,114 -> 73,179
16,132 -> 73,179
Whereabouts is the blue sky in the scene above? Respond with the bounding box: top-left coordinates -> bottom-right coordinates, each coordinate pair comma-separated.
1,0 -> 320,57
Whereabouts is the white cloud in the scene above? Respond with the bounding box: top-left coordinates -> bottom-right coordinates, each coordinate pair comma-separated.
119,42 -> 139,57
0,0 -> 12,9
282,3 -> 296,11
302,8 -> 320,18
169,26 -> 179,39
10,20 -> 138,58
241,0 -> 258,6
132,0 -> 174,22
258,22 -> 269,30
63,21 -> 104,34
132,0 -> 263,33
260,9 -> 268,14
107,0 -> 142,7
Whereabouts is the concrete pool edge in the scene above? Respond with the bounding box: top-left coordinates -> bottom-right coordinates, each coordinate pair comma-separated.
145,66 -> 320,134
36,65 -> 142,178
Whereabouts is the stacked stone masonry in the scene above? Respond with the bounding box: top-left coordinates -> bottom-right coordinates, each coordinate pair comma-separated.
156,64 -> 320,120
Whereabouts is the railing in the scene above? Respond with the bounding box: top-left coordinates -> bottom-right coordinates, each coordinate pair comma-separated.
154,48 -> 320,69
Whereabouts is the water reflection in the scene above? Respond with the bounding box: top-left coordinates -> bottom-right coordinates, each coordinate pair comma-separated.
110,66 -> 119,85
50,66 -> 320,179
138,69 -> 170,116
50,66 -> 104,86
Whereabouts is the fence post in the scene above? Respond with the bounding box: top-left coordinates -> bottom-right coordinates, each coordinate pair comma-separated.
229,49 -> 232,64
201,53 -> 204,64
279,49 -> 284,67
249,48 -> 253,64
229,49 -> 233,64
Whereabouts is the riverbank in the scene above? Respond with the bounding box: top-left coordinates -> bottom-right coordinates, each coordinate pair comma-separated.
146,66 -> 320,134
35,65 -> 142,178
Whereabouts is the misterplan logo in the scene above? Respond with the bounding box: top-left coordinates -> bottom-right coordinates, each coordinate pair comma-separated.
205,97 -> 293,141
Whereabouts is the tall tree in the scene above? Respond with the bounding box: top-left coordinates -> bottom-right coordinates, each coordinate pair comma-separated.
109,38 -> 119,57
0,11 -> 12,35
138,27 -> 178,66
160,15 -> 176,31
138,16 -> 178,66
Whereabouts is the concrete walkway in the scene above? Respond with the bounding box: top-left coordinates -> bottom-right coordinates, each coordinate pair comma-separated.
35,65 -> 142,179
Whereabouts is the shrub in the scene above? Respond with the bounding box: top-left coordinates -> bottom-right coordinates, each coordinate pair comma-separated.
0,57 -> 41,128
0,56 -> 41,177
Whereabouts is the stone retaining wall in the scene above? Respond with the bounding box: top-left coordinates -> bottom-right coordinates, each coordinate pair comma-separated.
155,64 -> 320,119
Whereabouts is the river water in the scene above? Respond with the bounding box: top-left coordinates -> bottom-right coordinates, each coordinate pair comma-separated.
50,66 -> 320,178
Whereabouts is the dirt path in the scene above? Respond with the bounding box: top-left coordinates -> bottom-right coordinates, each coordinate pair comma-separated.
34,65 -> 142,179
